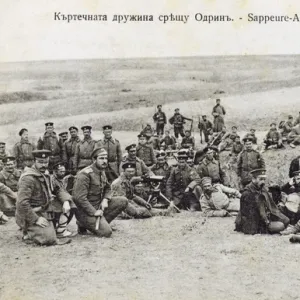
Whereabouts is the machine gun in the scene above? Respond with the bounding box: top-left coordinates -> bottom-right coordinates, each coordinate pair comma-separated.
141,175 -> 180,212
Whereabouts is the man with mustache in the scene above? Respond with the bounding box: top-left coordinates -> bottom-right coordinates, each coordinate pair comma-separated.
16,150 -> 71,245
235,169 -> 289,235
200,177 -> 241,217
73,148 -> 128,237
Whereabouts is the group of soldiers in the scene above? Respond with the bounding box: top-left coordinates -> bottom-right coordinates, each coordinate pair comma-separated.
1,99 -> 300,245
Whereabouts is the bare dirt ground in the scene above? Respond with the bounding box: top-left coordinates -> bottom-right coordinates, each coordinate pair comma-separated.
1,56 -> 300,300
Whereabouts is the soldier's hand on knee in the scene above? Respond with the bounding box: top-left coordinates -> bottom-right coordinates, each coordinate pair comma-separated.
36,217 -> 49,228
94,210 -> 104,217
100,199 -> 109,211
62,201 -> 71,214
0,213 -> 9,223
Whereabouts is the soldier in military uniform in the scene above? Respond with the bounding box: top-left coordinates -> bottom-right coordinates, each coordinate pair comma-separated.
196,146 -> 226,184
153,104 -> 167,135
73,148 -> 128,237
166,151 -> 202,211
181,130 -> 195,149
37,122 -> 62,172
289,155 -> 300,178
16,150 -> 71,246
58,131 -> 68,149
198,115 -> 213,143
0,142 -> 8,171
160,130 -> 176,150
119,144 -> 154,178
74,125 -> 96,172
169,108 -> 192,139
218,126 -> 239,152
95,125 -> 122,182
237,137 -> 265,189
0,183 -> 17,224
51,162 -> 77,238
263,123 -> 284,150
13,128 -> 36,169
136,133 -> 156,167
212,99 -> 226,133
62,126 -> 81,175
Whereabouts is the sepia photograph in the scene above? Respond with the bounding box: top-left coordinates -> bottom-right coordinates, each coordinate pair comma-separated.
1,1 -> 300,299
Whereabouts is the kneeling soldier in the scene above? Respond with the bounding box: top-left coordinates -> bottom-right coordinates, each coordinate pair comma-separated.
16,150 -> 71,246
73,148 -> 128,237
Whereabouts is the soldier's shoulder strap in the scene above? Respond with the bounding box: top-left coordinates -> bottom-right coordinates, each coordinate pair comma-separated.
82,166 -> 93,174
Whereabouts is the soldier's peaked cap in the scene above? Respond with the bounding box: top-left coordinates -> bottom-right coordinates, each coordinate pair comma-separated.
102,125 -> 112,130
293,170 -> 300,176
69,126 -> 78,131
91,148 -> 107,158
138,133 -> 147,138
45,122 -> 54,126
242,136 -> 253,143
122,162 -> 136,170
156,151 -> 166,158
19,128 -> 28,136
53,162 -> 65,170
270,122 -> 277,126
2,156 -> 16,164
81,125 -> 92,131
59,132 -> 68,137
250,169 -> 267,177
125,144 -> 137,151
0,142 -> 5,145
175,108 -> 179,111
32,150 -> 51,159
157,104 -> 162,108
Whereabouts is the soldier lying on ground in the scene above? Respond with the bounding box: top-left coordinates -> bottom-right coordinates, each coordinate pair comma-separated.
235,169 -> 290,235
16,150 -> 71,246
262,123 -> 284,151
200,177 -> 240,217
73,148 -> 128,237
111,162 -> 175,219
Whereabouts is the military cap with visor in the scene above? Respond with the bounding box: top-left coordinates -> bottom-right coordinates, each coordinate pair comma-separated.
81,125 -> 92,131
91,148 -> 107,158
2,156 -> 16,164
32,150 -> 51,159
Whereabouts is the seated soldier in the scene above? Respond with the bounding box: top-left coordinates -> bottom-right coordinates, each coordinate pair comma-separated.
243,129 -> 258,149
51,162 -> 77,238
147,134 -> 161,150
0,157 -> 20,216
235,169 -> 290,235
279,115 -> 294,141
288,124 -> 300,148
166,150 -> 202,211
196,146 -> 226,184
263,123 -> 284,151
0,156 -> 21,192
0,183 -> 18,224
141,124 -> 154,141
279,171 -> 300,234
218,126 -> 239,152
229,135 -> 243,158
208,126 -> 227,147
111,162 -> 175,219
160,130 -> 176,151
200,177 -> 240,217
181,130 -> 195,150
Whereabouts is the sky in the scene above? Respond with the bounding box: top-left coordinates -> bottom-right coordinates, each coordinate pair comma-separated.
0,0 -> 300,62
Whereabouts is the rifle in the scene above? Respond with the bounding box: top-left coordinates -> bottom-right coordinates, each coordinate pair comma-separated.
198,115 -> 203,144
209,131 -> 223,147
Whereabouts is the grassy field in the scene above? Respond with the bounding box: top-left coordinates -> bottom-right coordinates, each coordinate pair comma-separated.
1,55 -> 300,300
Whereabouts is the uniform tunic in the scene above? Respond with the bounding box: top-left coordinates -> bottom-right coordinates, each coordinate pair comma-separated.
13,139 -> 36,169
212,104 -> 226,132
196,157 -> 226,184
74,137 -> 96,171
0,169 -> 21,192
62,136 -> 81,173
136,144 -> 156,167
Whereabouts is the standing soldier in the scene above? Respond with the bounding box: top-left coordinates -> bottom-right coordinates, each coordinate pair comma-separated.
37,122 -> 61,172
62,126 -> 81,175
16,150 -> 71,246
95,125 -> 122,182
212,99 -> 226,133
74,125 -> 96,173
196,146 -> 226,184
237,137 -> 265,189
169,108 -> 192,139
198,115 -> 213,143
73,148 -> 128,237
153,104 -> 167,135
13,128 -> 36,170
0,142 -> 8,171
58,132 -> 68,148
136,133 -> 157,167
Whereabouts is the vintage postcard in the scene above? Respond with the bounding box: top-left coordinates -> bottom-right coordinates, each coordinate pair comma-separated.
1,0 -> 300,299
